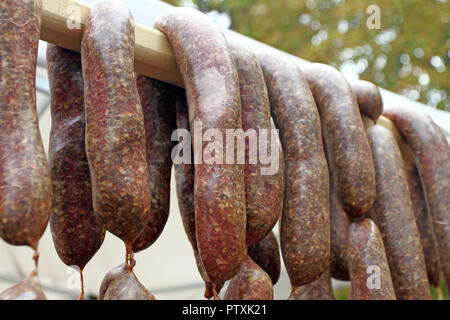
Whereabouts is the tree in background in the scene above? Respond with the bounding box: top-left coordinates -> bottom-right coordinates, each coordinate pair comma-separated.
166,0 -> 449,111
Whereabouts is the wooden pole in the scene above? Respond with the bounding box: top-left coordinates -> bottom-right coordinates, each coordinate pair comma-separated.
40,0 -> 184,87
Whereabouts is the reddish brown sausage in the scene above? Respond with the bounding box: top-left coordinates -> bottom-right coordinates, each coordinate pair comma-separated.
99,263 -> 155,300
248,231 -> 281,285
0,0 -> 51,252
349,80 -> 383,122
173,90 -> 220,299
230,42 -> 284,246
223,253 -> 273,300
329,187 -> 350,281
81,0 -> 151,260
288,268 -> 335,300
383,105 -> 450,291
403,156 -> 441,287
0,269 -> 46,300
47,45 -> 106,299
155,8 -> 246,297
303,63 -> 375,219
347,218 -> 396,300
367,124 -> 430,299
257,52 -> 329,288
132,76 -> 176,253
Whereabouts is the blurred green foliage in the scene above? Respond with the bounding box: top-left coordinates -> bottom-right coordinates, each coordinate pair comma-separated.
166,0 -> 450,111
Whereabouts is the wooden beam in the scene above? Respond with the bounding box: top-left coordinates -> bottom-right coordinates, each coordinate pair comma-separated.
40,0 -> 184,87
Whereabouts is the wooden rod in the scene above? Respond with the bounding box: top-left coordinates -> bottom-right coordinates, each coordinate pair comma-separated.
40,0 -> 184,87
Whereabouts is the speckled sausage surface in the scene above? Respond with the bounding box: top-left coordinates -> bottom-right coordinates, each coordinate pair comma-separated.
223,253 -> 273,300
154,8 -> 246,294
383,105 -> 450,291
303,63 -> 375,219
257,52 -> 329,288
403,160 -> 441,287
329,187 -> 350,281
230,42 -> 284,246
288,268 -> 335,300
174,90 -> 220,299
0,0 -> 51,250
81,0 -> 151,249
248,231 -> 281,285
47,45 -> 105,272
367,125 -> 430,299
347,219 -> 396,300
350,80 -> 383,122
99,263 -> 155,300
0,269 -> 46,300
132,75 -> 176,253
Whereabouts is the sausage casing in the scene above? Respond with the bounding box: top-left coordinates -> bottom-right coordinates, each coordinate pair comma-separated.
257,52 -> 329,287
81,0 -> 151,246
367,124 -> 430,299
0,0 -> 51,250
248,231 -> 281,285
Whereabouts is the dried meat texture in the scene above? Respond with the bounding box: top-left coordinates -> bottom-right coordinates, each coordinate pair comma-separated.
350,80 -> 383,122
99,263 -> 155,300
230,41 -> 284,246
303,63 -> 375,219
0,0 -> 51,249
347,219 -> 396,300
248,231 -> 281,285
132,75 -> 176,252
223,253 -> 273,300
403,160 -> 441,287
383,105 -> 450,292
0,269 -> 46,300
81,0 -> 151,247
174,90 -> 221,299
155,8 -> 246,293
47,45 -> 105,271
367,124 -> 431,299
329,187 -> 350,281
257,52 -> 329,287
288,268 -> 335,300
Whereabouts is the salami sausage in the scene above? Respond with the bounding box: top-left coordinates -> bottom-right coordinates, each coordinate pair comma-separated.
0,269 -> 46,300
81,0 -> 151,263
347,218 -> 396,300
349,80 -> 383,122
132,75 -> 176,253
402,151 -> 441,287
288,268 -> 335,300
383,105 -> 450,291
248,231 -> 281,285
367,124 -> 430,299
303,63 -> 375,219
155,8 -> 246,297
329,187 -> 350,281
99,263 -> 155,300
0,0 -> 51,253
223,253 -> 273,300
257,51 -> 329,288
47,45 -> 105,299
174,90 -> 221,299
230,41 -> 284,246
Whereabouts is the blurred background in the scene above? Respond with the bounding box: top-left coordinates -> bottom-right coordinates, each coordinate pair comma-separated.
167,0 -> 450,111
0,0 -> 448,300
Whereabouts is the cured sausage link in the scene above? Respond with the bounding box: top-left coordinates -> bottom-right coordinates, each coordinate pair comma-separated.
132,75 -> 176,253
248,231 -> 281,285
47,44 -> 106,299
81,0 -> 151,259
154,8 -> 246,296
347,218 -> 396,300
0,0 -> 51,254
350,80 -> 383,122
257,51 -> 329,288
383,105 -> 450,292
303,63 -> 375,219
367,124 -> 431,299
